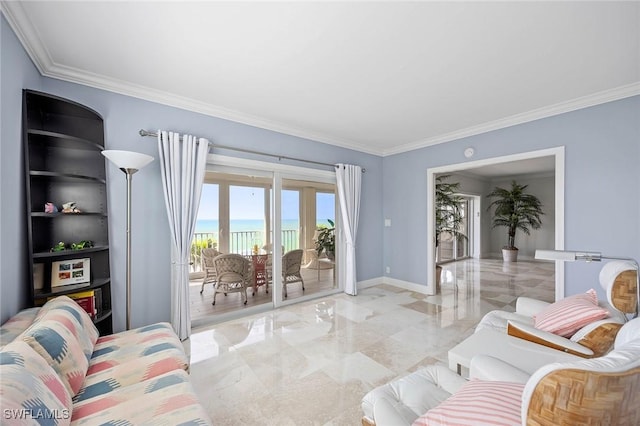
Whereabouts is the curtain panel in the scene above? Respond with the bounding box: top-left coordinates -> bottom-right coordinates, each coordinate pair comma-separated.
157,131 -> 209,340
335,163 -> 362,295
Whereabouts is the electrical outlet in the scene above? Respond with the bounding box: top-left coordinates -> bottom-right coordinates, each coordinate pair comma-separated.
386,266 -> 391,274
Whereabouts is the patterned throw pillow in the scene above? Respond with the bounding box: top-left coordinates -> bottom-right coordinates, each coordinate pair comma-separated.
36,296 -> 99,345
413,379 -> 524,426
534,289 -> 609,338
21,318 -> 90,397
0,340 -> 72,425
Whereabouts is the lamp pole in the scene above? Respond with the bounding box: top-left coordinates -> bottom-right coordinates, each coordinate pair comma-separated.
102,150 -> 153,330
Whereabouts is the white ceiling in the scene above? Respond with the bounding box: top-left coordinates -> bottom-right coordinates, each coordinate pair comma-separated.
3,1 -> 639,156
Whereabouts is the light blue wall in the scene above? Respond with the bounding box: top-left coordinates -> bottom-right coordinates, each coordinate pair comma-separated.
383,96 -> 640,299
1,15 -> 43,323
0,16 -> 383,329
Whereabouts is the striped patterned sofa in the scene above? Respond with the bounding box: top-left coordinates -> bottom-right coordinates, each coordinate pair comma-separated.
0,296 -> 211,425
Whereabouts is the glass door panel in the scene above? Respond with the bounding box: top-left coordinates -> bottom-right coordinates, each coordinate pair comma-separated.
281,179 -> 336,302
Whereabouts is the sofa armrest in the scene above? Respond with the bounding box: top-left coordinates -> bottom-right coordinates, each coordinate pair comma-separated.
469,355 -> 530,384
507,321 -> 594,357
515,297 -> 551,317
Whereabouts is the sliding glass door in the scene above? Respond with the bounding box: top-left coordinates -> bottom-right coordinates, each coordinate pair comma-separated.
191,167 -> 339,324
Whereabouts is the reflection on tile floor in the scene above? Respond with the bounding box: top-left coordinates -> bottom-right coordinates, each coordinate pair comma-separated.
185,258 -> 554,425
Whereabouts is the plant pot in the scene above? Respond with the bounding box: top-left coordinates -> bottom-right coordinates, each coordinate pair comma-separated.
502,248 -> 518,262
436,265 -> 443,293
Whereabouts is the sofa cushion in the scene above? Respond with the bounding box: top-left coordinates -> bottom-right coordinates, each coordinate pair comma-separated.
89,323 -> 188,372
0,340 -> 72,425
75,350 -> 188,403
36,296 -> 99,344
70,369 -> 212,425
0,307 -> 40,349
534,289 -> 609,337
21,318 -> 90,397
362,365 -> 466,424
413,379 -> 524,426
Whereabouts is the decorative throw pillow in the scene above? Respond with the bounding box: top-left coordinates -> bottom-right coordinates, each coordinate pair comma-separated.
413,379 -> 524,426
21,318 -> 90,397
36,296 -> 99,345
534,289 -> 609,338
1,340 -> 72,425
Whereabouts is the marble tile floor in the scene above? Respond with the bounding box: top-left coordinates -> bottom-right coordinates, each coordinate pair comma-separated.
184,258 -> 555,425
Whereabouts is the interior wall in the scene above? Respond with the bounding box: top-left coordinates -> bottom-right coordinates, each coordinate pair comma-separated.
383,95 -> 639,300
0,15 -> 43,324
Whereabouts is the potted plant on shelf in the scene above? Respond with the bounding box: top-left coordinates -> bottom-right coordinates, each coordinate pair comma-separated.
487,180 -> 544,262
435,175 -> 466,291
315,219 -> 335,260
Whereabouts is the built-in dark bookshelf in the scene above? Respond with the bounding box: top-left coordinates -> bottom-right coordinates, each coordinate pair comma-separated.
23,90 -> 112,335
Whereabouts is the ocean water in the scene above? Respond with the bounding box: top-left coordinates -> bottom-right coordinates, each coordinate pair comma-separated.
195,219 -> 299,233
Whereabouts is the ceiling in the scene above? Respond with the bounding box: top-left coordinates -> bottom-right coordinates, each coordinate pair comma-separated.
3,1 -> 639,156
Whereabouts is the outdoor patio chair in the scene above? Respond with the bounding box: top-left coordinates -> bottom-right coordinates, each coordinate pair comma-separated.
283,249 -> 305,298
199,248 -> 221,294
212,254 -> 250,306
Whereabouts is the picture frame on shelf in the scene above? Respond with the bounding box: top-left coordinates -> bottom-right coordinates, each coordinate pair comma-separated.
51,258 -> 90,288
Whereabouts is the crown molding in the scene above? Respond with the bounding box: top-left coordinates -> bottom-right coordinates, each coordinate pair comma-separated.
1,1 -> 53,75
383,82 -> 640,156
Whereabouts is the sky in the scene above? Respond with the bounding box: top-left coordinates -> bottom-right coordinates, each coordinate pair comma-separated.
197,183 -> 335,223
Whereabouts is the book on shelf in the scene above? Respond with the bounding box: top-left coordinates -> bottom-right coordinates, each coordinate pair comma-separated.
49,289 -> 96,318
94,287 -> 103,318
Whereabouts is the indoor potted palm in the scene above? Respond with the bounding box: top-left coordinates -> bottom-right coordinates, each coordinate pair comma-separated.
487,180 -> 544,262
435,175 -> 466,290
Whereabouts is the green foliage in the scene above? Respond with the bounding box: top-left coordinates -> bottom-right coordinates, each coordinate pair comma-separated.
487,180 -> 544,250
435,175 -> 466,248
315,219 -> 335,257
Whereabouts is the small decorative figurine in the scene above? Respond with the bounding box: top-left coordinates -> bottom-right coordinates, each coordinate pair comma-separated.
71,240 -> 93,250
62,202 -> 81,213
50,241 -> 66,252
252,244 -> 259,255
44,202 -> 58,213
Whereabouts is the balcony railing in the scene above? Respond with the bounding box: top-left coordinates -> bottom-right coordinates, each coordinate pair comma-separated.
190,229 -> 300,273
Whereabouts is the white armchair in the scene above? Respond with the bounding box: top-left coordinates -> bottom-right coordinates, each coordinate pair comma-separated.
362,317 -> 640,426
476,260 -> 636,358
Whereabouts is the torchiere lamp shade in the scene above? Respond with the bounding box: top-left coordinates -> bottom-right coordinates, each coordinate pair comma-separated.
102,150 -> 154,171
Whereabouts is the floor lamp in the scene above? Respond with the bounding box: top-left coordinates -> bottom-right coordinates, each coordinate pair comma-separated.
535,249 -> 640,318
102,150 -> 154,330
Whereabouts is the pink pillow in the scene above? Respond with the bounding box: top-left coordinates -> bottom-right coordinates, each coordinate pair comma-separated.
534,289 -> 608,337
413,380 -> 524,426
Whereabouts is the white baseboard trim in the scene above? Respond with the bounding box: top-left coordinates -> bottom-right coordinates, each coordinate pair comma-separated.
357,277 -> 384,289
381,276 -> 431,295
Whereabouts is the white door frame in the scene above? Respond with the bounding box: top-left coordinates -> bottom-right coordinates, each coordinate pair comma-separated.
426,147 -> 565,300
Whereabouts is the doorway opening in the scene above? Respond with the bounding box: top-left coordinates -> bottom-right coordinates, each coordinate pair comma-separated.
427,147 -> 565,300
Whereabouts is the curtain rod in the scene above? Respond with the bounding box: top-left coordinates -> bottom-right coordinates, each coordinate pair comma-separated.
138,129 -> 365,172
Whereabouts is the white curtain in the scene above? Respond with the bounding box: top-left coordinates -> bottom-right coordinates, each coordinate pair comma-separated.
157,131 -> 209,340
335,163 -> 362,295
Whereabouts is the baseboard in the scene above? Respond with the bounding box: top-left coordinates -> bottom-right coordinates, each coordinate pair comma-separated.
380,276 -> 431,295
357,276 -> 384,289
